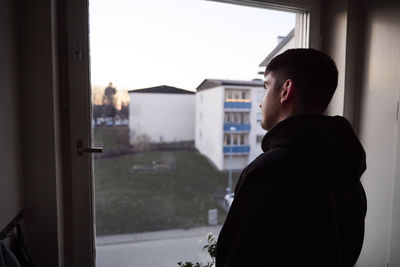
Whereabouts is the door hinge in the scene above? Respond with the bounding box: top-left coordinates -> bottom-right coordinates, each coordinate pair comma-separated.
73,42 -> 82,61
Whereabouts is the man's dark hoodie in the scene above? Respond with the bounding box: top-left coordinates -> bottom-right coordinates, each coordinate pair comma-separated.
216,115 -> 367,267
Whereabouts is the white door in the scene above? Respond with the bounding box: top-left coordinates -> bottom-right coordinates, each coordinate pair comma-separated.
66,0 -> 96,266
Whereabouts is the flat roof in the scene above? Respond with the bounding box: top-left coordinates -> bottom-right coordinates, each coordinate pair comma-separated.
129,85 -> 195,94
196,79 -> 264,91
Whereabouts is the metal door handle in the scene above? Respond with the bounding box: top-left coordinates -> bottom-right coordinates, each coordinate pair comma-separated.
77,140 -> 103,156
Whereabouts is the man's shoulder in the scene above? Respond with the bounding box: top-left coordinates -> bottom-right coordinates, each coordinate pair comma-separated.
233,147 -> 301,202
246,147 -> 298,174
234,147 -> 300,192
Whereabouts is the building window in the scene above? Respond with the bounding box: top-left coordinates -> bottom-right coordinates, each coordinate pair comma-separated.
256,112 -> 262,124
234,113 -> 240,124
224,133 -> 248,145
225,91 -> 232,99
240,134 -> 245,145
233,134 -> 238,145
224,112 -> 249,124
229,112 -> 234,123
199,130 -> 202,138
224,134 -> 231,145
257,90 -> 264,102
256,135 -> 263,143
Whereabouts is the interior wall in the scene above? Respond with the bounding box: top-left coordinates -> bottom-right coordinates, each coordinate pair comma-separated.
0,0 -> 23,230
321,0 -> 400,266
321,0 -> 347,116
356,1 -> 400,266
18,0 -> 61,266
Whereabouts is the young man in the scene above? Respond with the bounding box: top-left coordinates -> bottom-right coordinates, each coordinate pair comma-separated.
216,49 -> 367,267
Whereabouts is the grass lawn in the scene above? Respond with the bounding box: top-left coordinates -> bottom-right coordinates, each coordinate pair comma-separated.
94,127 -> 241,236
93,125 -> 130,152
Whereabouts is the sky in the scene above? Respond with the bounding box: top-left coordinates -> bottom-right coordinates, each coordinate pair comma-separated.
89,0 -> 295,93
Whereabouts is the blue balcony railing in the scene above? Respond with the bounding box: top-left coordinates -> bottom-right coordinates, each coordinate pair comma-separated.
224,102 -> 251,109
223,145 -> 250,154
223,123 -> 251,132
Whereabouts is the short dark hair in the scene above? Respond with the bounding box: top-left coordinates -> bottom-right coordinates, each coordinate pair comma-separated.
265,48 -> 338,114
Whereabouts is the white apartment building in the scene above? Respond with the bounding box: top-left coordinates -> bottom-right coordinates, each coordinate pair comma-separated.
195,79 -> 266,171
129,85 -> 195,144
259,29 -> 294,71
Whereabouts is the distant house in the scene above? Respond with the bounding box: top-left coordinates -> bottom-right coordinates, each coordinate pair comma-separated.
128,85 -> 195,145
259,28 -> 295,71
195,79 -> 265,170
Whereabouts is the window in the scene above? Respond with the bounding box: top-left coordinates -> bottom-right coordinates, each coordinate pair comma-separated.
234,113 -> 240,123
87,1 -> 307,266
225,134 -> 231,145
233,134 -> 238,145
229,112 -> 234,123
257,112 -> 262,124
240,134 -> 245,145
225,133 -> 248,145
257,90 -> 264,102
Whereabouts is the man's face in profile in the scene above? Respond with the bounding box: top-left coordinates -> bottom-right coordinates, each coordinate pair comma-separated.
260,72 -> 282,131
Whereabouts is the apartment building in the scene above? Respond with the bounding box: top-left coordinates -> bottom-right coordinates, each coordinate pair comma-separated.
195,79 -> 266,170
128,85 -> 195,144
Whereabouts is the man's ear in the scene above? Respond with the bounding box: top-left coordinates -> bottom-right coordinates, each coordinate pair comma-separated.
280,79 -> 294,104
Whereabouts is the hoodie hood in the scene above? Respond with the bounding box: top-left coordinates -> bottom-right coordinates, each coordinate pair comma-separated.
261,115 -> 366,186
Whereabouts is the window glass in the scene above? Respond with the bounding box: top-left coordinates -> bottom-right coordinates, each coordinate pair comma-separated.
90,1 -> 297,266
233,134 -> 238,145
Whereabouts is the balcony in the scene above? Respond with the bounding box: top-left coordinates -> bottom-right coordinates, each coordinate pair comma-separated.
223,123 -> 251,132
223,145 -> 250,154
224,99 -> 251,109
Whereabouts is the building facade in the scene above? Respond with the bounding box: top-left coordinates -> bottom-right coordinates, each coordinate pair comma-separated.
129,85 -> 195,145
195,79 -> 266,171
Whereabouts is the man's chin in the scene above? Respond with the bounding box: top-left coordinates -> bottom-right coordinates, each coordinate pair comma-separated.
262,120 -> 278,131
261,121 -> 269,131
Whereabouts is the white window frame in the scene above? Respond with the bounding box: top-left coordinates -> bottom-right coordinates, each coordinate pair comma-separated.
208,0 -> 320,49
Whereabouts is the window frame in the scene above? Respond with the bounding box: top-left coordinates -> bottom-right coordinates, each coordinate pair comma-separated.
63,0 -> 320,265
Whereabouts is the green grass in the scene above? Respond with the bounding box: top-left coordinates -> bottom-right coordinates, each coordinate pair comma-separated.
93,125 -> 130,151
94,127 -> 241,236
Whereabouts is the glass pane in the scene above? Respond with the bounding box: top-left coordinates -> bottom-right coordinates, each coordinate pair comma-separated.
89,1 -> 298,266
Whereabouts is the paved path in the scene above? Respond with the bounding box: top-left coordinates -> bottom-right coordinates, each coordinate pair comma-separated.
96,226 -> 222,267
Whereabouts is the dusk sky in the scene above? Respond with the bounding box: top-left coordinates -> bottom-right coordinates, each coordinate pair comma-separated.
89,0 -> 295,92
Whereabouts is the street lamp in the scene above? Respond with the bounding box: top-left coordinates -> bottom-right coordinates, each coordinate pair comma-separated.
227,126 -> 236,194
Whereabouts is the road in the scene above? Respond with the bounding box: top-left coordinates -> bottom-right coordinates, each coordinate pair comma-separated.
96,226 -> 221,267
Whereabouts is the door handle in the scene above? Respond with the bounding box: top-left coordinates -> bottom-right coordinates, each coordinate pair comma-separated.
77,140 -> 103,156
